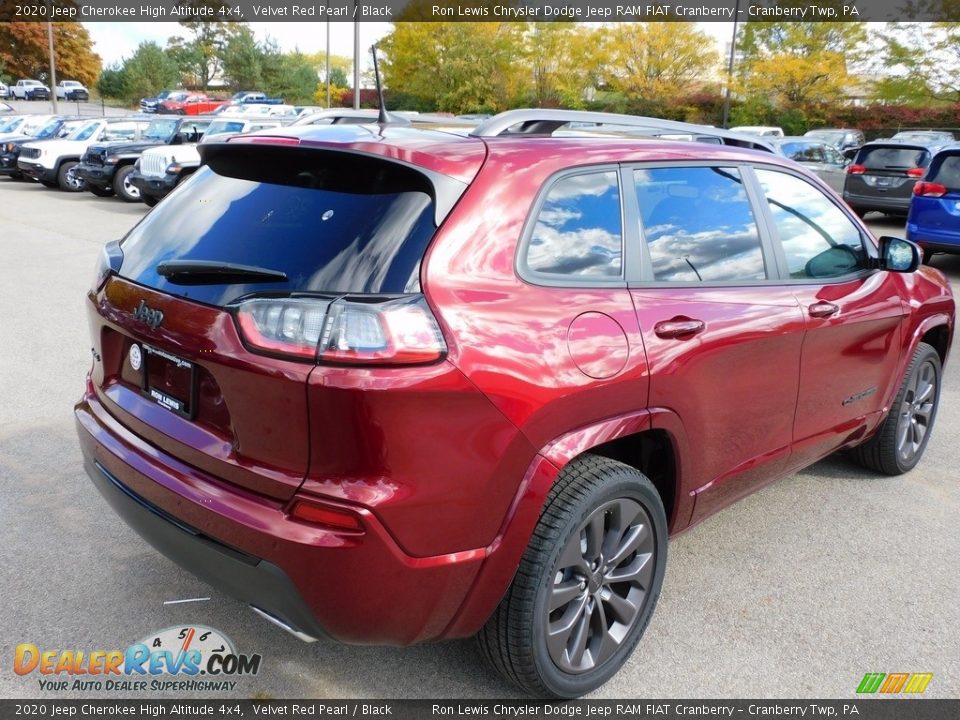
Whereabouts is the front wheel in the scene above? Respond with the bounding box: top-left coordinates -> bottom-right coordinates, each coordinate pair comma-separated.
851,342 -> 941,475
478,455 -> 667,698
57,161 -> 85,192
113,165 -> 140,202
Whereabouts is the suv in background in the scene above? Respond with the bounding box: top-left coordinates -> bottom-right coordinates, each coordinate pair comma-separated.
18,117 -> 150,191
768,136 -> 849,192
76,109 -> 953,698
907,143 -> 960,258
77,116 -> 212,202
0,117 -> 83,179
140,90 -> 174,113
803,127 -> 865,155
892,130 -> 956,145
730,125 -> 785,137
843,138 -> 950,217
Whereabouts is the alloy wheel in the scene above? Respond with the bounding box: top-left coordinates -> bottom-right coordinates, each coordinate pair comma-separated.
896,359 -> 937,464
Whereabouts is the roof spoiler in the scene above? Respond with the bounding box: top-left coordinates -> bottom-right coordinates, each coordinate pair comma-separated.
470,109 -> 776,153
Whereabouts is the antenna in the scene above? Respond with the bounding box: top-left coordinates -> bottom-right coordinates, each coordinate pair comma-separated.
370,44 -> 389,125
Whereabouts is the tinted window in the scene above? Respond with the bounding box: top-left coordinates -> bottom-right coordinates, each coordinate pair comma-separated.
636,166 -> 766,282
119,151 -> 438,307
70,121 -> 101,141
857,145 -> 930,170
526,170 -> 622,279
755,169 -> 867,279
928,153 -> 960,189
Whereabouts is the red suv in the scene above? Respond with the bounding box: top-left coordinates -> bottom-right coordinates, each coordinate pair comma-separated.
76,110 -> 954,698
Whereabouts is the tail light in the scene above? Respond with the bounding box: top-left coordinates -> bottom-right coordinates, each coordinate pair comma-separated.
847,164 -> 866,174
913,181 -> 948,197
234,295 -> 446,365
289,498 -> 364,533
906,167 -> 925,178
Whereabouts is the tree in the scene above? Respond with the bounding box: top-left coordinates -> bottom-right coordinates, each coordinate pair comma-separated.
873,22 -> 960,104
260,42 -> 317,103
222,25 -> 262,90
524,23 -> 604,108
120,42 -> 181,102
0,22 -> 101,86
381,22 -> 527,113
96,65 -> 128,99
167,19 -> 243,89
604,23 -> 719,103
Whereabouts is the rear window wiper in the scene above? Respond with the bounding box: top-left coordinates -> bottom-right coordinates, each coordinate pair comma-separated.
156,260 -> 288,285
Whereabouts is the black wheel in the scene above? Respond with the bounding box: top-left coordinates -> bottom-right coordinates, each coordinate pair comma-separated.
851,342 -> 941,475
478,455 -> 667,698
112,165 -> 140,202
57,161 -> 85,192
142,193 -> 159,207
88,185 -> 114,198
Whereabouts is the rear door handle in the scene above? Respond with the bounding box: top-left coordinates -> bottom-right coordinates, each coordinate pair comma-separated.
808,301 -> 840,318
654,317 -> 705,339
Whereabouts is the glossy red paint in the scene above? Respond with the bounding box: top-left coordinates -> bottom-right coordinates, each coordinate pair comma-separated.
160,93 -> 227,115
75,127 -> 955,646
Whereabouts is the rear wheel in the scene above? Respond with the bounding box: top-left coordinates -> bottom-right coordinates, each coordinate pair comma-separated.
851,342 -> 941,475
57,161 -> 85,192
113,165 -> 140,202
478,455 -> 667,698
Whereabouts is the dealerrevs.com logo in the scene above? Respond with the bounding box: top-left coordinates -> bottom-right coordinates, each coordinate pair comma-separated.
14,626 -> 262,693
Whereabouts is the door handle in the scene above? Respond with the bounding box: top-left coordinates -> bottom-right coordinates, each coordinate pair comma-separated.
654,317 -> 705,339
808,301 -> 840,318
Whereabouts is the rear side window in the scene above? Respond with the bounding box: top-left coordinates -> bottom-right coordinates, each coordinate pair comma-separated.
927,153 -> 960,189
635,166 -> 766,282
857,146 -> 930,171
524,170 -> 623,280
755,169 -> 867,279
119,148 -> 439,307
782,142 -> 824,163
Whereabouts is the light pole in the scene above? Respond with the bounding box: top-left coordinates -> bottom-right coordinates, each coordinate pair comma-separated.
353,18 -> 360,109
325,12 -> 331,108
47,20 -> 58,113
721,0 -> 741,129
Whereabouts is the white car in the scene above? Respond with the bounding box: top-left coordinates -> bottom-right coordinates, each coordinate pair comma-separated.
0,82 -> 9,99
11,79 -> 50,101
55,80 -> 89,101
0,115 -> 56,144
18,117 -> 150,191
729,125 -> 785,137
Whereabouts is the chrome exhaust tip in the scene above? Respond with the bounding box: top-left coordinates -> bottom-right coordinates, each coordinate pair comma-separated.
250,606 -> 319,643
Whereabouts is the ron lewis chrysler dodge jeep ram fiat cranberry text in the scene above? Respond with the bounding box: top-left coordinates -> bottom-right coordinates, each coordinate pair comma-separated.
75,110 -> 954,698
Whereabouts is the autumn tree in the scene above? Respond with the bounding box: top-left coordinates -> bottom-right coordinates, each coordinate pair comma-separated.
873,22 -> 960,104
603,23 -> 719,104
0,22 -> 101,86
524,23 -> 604,108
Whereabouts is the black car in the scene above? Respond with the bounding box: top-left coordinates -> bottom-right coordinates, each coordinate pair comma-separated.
843,138 -> 950,217
139,89 -> 175,114
76,116 -> 212,201
0,116 -> 83,179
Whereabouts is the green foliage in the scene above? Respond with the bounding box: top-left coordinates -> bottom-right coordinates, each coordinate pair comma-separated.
260,42 -> 317,104
119,42 -> 180,103
222,26 -> 262,90
95,65 -> 128,99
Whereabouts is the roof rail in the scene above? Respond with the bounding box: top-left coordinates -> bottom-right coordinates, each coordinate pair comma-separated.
292,109 -> 412,127
470,109 -> 775,153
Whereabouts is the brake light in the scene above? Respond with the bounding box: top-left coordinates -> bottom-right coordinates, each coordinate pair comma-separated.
913,181 -> 948,197
234,295 -> 446,365
289,499 -> 364,533
907,167 -> 925,178
847,164 -> 866,174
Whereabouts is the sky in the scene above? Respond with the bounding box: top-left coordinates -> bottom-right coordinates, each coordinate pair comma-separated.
85,22 -> 736,69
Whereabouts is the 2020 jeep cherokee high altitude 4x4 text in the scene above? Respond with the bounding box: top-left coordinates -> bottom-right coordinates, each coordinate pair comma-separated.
76,110 -> 954,698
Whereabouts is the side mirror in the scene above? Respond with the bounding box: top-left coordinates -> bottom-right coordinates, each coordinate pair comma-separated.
879,236 -> 921,273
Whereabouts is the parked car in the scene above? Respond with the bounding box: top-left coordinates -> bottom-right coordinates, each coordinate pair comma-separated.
892,130 -> 956,145
0,115 -> 34,140
55,80 -> 90,102
76,108 -> 953,699
729,125 -> 785,137
140,89 -> 176,113
231,91 -> 284,105
0,114 -> 57,144
129,118 -> 286,206
159,92 -> 227,115
0,82 -> 8,99
843,138 -> 950,217
0,117 -> 84,179
906,143 -> 960,258
11,79 -> 50,100
18,117 -> 151,191
768,137 -> 849,192
77,116 -> 213,202
803,127 -> 865,154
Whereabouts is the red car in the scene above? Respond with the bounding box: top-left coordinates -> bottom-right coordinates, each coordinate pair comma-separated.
76,110 -> 954,698
159,91 -> 226,115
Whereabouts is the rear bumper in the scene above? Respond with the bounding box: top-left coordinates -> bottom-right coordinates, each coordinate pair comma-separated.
77,162 -> 116,188
843,190 -> 912,213
74,384 -> 486,645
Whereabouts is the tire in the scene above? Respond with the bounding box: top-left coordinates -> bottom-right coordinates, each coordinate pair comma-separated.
112,165 -> 140,202
57,161 -> 85,192
850,342 -> 941,475
88,185 -> 114,198
477,454 -> 667,698
142,194 -> 159,208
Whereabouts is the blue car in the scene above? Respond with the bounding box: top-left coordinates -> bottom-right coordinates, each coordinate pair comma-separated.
907,144 -> 960,257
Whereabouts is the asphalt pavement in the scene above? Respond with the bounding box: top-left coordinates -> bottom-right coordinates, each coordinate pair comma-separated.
0,179 -> 957,701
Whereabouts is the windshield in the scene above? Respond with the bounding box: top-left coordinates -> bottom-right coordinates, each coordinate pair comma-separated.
69,121 -> 101,141
35,119 -> 63,139
927,153 -> 960,190
20,117 -> 50,135
144,119 -> 178,141
166,92 -> 188,102
205,120 -> 245,136
0,117 -> 24,132
806,131 -> 844,142
857,145 -> 930,170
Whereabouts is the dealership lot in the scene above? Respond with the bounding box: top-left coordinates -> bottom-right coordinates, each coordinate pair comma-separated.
0,178 -> 957,699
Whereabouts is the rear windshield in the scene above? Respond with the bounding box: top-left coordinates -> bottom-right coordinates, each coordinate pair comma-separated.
856,145 -> 930,170
928,153 -> 960,189
119,148 -> 438,307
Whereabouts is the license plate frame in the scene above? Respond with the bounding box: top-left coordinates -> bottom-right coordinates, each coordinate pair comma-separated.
140,344 -> 196,419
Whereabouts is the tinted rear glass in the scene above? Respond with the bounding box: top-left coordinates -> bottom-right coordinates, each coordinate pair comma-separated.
857,145 -> 930,170
928,153 -> 960,189
119,149 -> 438,307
